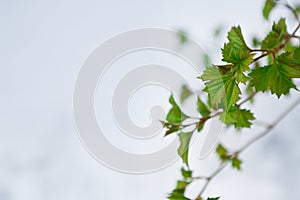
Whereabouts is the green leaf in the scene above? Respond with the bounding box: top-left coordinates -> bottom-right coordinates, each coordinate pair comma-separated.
222,26 -> 254,72
277,50 -> 300,78
181,168 -> 193,180
201,67 -> 225,108
249,63 -> 297,98
196,98 -> 210,132
201,66 -> 223,81
252,36 -> 260,48
168,192 -> 190,200
163,123 -> 180,136
223,74 -> 241,110
224,26 -> 249,53
216,144 -> 230,162
296,5 -> 300,13
168,180 -> 191,200
207,197 -> 220,200
263,0 -> 277,20
167,95 -> 188,124
220,106 -> 255,129
197,98 -> 211,117
203,53 -> 212,66
178,30 -> 188,44
176,180 -> 189,190
261,18 -> 288,50
213,24 -> 224,37
195,195 -> 221,200
201,67 -> 241,110
164,95 -> 189,136
197,119 -> 205,132
235,72 -> 251,84
180,85 -> 192,103
232,157 -> 242,170
178,132 -> 193,167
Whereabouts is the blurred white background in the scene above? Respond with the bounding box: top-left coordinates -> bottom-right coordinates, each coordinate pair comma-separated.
1,0 -> 300,199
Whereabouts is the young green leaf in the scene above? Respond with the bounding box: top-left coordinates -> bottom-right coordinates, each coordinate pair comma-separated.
263,0 -> 277,20
203,53 -> 212,66
252,36 -> 260,48
213,24 -> 224,37
232,156 -> 242,170
178,30 -> 188,44
168,180 -> 191,200
197,98 -> 211,117
235,72 -> 251,84
201,67 -> 241,110
178,132 -> 193,167
216,144 -> 230,162
220,106 -> 255,129
277,50 -> 300,78
167,95 -> 188,124
207,197 -> 220,200
249,63 -> 297,98
181,168 -> 193,180
222,26 -> 254,72
163,122 -> 180,136
296,5 -> 300,13
181,85 -> 193,103
223,74 -> 241,110
261,18 -> 288,50
201,67 -> 225,108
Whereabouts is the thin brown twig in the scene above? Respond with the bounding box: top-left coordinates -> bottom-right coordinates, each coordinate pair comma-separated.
283,2 -> 300,22
197,163 -> 227,197
194,97 -> 300,199
237,97 -> 300,153
237,92 -> 257,106
290,35 -> 300,40
250,49 -> 269,53
250,21 -> 300,65
251,52 -> 270,64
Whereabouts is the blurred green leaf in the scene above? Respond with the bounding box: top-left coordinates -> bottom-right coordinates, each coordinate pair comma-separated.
207,197 -> 220,200
220,106 -> 255,129
168,180 -> 191,200
163,122 -> 180,136
277,50 -> 300,78
203,53 -> 212,66
213,24 -> 224,37
296,5 -> 300,13
232,156 -> 242,170
216,144 -> 230,162
178,30 -> 188,44
178,132 -> 193,167
181,168 -> 193,180
197,98 -> 211,117
263,0 -> 277,20
252,36 -> 260,47
180,85 -> 192,103
167,95 -> 188,124
261,18 -> 287,50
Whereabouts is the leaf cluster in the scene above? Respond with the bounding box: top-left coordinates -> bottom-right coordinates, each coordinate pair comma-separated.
166,0 -> 300,199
